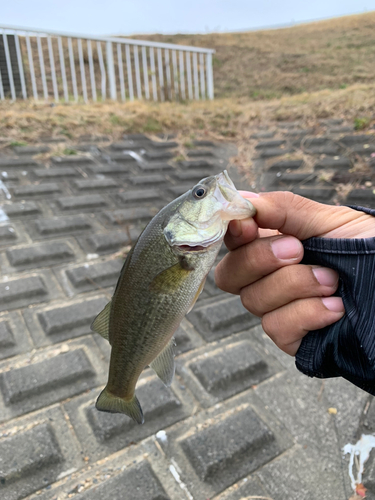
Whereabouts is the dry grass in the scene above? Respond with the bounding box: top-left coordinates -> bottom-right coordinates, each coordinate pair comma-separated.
131,11 -> 375,99
1,83 -> 374,181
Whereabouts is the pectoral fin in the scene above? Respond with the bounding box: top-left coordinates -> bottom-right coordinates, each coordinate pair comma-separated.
150,337 -> 176,386
149,263 -> 191,294
91,301 -> 112,344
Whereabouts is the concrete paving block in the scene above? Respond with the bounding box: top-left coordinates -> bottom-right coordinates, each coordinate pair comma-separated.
64,370 -> 194,461
283,128 -> 314,137
80,228 -> 139,254
12,183 -> 61,198
72,178 -> 119,191
13,145 -> 51,155
255,139 -> 286,149
168,183 -> 194,196
137,161 -> 174,172
0,225 -> 17,244
101,152 -> 136,163
340,134 -> 375,145
187,149 -> 215,157
117,189 -> 161,204
0,274 -> 50,312
1,171 -> 19,182
187,295 -> 260,341
23,295 -> 108,346
305,144 -> 341,155
157,396 -> 291,499
87,163 -> 134,175
178,159 -> 214,169
173,169 -> 213,181
0,406 -> 82,500
250,131 -> 275,139
314,156 -> 352,170
328,126 -> 354,133
189,340 -> 269,397
0,158 -> 40,168
258,147 -> 293,158
347,188 -> 375,206
181,407 -> 276,484
103,207 -> 157,225
215,475 -> 269,500
350,144 -> 375,155
56,194 -> 108,212
176,332 -> 278,408
76,461 -> 170,500
32,215 -> 94,238
268,159 -> 303,171
5,240 -> 75,270
3,201 -> 42,218
319,118 -> 343,126
143,150 -> 175,161
193,140 -> 215,147
130,174 -> 166,185
150,140 -> 178,149
276,172 -> 318,187
33,167 -> 80,179
62,259 -> 123,294
51,156 -> 94,165
0,338 -> 105,420
0,312 -> 32,360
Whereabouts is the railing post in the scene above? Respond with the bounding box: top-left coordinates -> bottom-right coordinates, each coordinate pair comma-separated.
206,53 -> 214,100
106,41 -> 117,100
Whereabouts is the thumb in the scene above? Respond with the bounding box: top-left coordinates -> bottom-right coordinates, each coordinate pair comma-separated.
245,191 -> 373,240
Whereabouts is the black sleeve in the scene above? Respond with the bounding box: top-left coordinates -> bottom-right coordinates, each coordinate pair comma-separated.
295,205 -> 375,395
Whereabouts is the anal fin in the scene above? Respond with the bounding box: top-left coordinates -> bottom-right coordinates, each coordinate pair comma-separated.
150,337 -> 176,387
91,301 -> 112,344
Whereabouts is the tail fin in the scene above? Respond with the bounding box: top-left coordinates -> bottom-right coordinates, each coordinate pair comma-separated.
96,387 -> 144,424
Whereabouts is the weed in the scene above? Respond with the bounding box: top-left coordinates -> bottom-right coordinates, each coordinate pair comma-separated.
174,154 -> 186,162
10,140 -> 27,147
354,117 -> 371,130
110,114 -> 121,125
63,148 -> 77,155
142,117 -> 162,133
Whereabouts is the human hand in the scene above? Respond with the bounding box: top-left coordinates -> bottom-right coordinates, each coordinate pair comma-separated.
215,191 -> 375,355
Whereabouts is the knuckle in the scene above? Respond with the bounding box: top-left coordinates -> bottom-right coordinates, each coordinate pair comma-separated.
240,286 -> 265,317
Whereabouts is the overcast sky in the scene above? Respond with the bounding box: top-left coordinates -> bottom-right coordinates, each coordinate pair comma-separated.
2,0 -> 375,35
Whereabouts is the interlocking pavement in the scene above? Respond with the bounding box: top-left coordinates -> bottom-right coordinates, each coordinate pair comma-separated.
0,123 -> 375,500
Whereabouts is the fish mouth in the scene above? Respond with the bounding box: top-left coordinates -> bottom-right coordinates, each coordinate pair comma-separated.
175,244 -> 206,252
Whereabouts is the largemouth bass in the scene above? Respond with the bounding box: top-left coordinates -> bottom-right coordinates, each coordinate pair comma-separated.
91,170 -> 255,424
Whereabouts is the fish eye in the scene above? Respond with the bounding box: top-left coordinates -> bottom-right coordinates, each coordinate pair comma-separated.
193,186 -> 206,199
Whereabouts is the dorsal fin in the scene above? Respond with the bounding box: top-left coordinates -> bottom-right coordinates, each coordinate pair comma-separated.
91,301 -> 112,344
150,337 -> 176,386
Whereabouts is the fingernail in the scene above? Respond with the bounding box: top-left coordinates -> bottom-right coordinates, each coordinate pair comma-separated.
313,268 -> 338,287
229,220 -> 242,238
271,236 -> 302,260
322,297 -> 345,313
238,190 -> 260,198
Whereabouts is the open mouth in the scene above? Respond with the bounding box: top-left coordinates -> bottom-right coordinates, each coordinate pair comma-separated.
176,245 -> 206,252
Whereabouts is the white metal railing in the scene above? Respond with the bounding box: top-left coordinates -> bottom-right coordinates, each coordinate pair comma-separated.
0,24 -> 215,102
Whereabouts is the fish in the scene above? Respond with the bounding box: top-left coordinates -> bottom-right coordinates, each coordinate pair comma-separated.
91,170 -> 256,424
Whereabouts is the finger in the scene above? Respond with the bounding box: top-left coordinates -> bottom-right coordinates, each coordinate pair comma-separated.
242,191 -> 373,240
224,217 -> 259,251
262,296 -> 345,356
215,234 -> 304,295
240,265 -> 339,317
